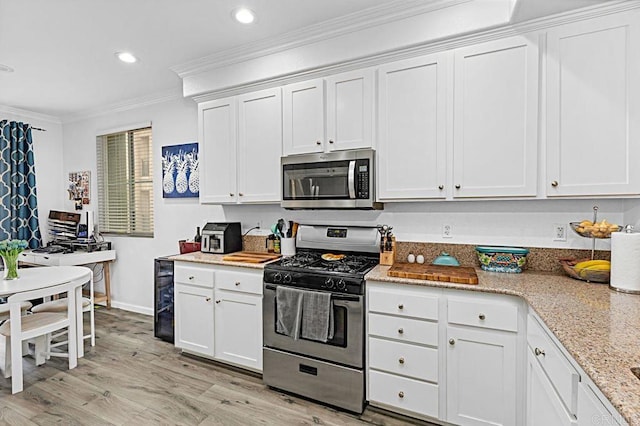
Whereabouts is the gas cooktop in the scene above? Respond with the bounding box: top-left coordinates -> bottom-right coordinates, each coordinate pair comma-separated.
266,250 -> 379,276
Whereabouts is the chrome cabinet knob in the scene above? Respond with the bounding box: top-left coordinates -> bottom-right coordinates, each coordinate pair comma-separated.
398,328 -> 404,335
398,357 -> 405,364
398,304 -> 404,310
215,300 -> 221,304
205,297 -> 211,302
316,140 -> 322,145
329,139 -> 334,144
455,184 -> 461,189
239,193 -> 244,196
398,391 -> 405,398
534,347 -> 546,356
189,276 -> 195,280
479,313 -> 486,320
229,193 -> 234,196
235,281 -> 241,286
449,338 -> 455,345
551,181 -> 559,187
438,185 -> 444,190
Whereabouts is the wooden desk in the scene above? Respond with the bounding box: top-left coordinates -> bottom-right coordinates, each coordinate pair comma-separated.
20,250 -> 116,308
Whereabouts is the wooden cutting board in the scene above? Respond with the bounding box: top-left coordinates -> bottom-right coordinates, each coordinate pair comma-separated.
222,251 -> 281,263
387,263 -> 478,285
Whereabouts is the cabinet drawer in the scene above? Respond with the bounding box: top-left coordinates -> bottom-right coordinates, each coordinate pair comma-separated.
368,313 -> 438,346
369,370 -> 438,419
528,314 -> 579,415
448,297 -> 518,332
175,264 -> 214,288
27,253 -> 60,266
368,286 -> 438,320
369,337 -> 438,382
216,268 -> 262,295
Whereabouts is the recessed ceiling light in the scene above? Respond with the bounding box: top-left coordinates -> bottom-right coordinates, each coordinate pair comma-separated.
233,7 -> 256,24
116,52 -> 138,64
0,64 -> 15,73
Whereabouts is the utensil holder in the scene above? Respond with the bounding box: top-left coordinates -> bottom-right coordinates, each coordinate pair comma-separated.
280,238 -> 296,256
380,236 -> 396,266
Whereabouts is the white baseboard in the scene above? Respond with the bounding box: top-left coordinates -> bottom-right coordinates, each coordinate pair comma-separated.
101,300 -> 153,316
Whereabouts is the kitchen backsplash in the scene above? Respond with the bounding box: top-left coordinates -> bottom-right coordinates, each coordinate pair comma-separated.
244,235 -> 608,274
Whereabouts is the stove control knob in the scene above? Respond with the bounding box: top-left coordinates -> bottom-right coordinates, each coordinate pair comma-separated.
336,279 -> 346,290
273,272 -> 283,283
324,277 -> 335,289
283,274 -> 292,284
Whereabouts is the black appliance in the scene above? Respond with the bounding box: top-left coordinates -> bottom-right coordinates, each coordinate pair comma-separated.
201,222 -> 242,254
154,256 -> 174,343
262,224 -> 379,413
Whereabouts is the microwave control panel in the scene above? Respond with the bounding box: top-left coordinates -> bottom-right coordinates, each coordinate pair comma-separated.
356,159 -> 370,199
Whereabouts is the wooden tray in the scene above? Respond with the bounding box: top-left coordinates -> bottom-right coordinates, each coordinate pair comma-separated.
387,263 -> 478,285
222,251 -> 281,263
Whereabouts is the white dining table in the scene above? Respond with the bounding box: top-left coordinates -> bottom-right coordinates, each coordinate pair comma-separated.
1,266 -> 92,377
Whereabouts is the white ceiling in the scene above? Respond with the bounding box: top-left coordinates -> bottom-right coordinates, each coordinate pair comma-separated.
0,0 -> 613,120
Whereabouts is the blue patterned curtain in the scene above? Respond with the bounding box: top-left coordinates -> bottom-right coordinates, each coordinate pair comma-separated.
0,120 -> 42,248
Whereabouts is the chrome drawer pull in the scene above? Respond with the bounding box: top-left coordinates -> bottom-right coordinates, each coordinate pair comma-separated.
449,338 -> 455,345
189,276 -> 195,280
398,304 -> 404,310
235,281 -> 241,286
205,297 -> 212,302
215,300 -> 221,304
397,328 -> 404,334
398,391 -> 404,398
534,347 -> 545,357
398,357 -> 405,364
479,313 -> 486,320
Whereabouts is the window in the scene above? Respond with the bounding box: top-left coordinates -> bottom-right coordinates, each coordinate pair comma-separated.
96,126 -> 154,237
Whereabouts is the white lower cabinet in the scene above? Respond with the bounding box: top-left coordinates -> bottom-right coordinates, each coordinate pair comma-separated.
174,262 -> 263,372
214,289 -> 262,371
577,382 -> 622,426
175,283 -> 214,356
527,349 -> 576,426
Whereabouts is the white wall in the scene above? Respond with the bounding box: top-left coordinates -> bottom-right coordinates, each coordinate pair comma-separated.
0,106 -> 65,240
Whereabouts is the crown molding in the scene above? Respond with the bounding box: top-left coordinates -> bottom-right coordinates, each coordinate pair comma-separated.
191,0 -> 640,103
62,86 -> 184,123
0,105 -> 62,124
171,0 -> 471,78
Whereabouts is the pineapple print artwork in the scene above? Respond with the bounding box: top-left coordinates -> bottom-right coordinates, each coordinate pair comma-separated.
161,143 -> 199,198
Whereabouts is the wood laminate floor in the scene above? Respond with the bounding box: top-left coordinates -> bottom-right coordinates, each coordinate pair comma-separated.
0,308 -> 436,425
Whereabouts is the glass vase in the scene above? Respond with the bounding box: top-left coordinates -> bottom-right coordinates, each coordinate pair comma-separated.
1,253 -> 19,280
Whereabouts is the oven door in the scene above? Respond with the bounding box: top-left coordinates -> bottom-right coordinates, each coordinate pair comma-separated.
263,284 -> 364,369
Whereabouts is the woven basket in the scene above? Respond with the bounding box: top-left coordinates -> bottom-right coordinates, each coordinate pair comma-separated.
559,259 -> 610,284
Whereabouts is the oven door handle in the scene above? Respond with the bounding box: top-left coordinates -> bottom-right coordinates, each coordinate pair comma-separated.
348,160 -> 356,199
264,284 -> 360,302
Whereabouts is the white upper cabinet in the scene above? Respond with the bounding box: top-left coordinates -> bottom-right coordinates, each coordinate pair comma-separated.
283,69 -> 374,156
452,35 -> 539,198
326,69 -> 374,152
237,88 -> 282,203
199,88 -> 283,204
377,53 -> 448,200
199,97 -> 237,204
546,10 -> 640,196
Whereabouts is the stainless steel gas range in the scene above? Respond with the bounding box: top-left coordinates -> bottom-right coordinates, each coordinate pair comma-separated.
262,224 -> 379,413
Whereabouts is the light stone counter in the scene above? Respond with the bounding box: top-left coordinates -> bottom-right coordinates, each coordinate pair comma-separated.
366,265 -> 640,425
168,252 -> 278,269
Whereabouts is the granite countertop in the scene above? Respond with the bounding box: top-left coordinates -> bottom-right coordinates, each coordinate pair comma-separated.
366,265 -> 640,425
168,252 -> 278,269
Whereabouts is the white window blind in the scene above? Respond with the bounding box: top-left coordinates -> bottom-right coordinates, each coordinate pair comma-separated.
96,126 -> 154,237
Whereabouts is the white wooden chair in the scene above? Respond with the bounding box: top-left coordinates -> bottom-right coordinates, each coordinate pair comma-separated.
30,274 -> 94,348
0,282 -> 77,394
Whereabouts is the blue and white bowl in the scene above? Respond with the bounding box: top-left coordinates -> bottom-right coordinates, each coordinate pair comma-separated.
475,246 -> 529,273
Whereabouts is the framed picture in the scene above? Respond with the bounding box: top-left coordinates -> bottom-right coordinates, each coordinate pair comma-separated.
162,142 -> 199,198
68,171 -> 90,209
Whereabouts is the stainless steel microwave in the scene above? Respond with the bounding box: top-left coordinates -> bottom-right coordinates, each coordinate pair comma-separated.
281,149 -> 382,210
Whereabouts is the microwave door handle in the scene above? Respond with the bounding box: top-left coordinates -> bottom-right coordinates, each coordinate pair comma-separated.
348,160 -> 356,199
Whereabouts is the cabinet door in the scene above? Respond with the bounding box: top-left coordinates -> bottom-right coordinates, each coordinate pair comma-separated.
446,326 -> 517,426
174,283 -> 214,356
377,53 -> 448,200
547,11 -> 640,196
198,97 -> 237,203
326,68 -> 374,151
214,289 -> 262,371
452,35 -> 538,198
577,383 -> 620,426
527,352 -> 577,426
283,79 -> 325,155
237,88 -> 282,203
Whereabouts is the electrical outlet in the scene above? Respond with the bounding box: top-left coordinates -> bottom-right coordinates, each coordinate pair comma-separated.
443,224 -> 453,239
553,223 -> 567,242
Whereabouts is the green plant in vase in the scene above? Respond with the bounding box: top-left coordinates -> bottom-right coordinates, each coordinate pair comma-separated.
0,239 -> 28,280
